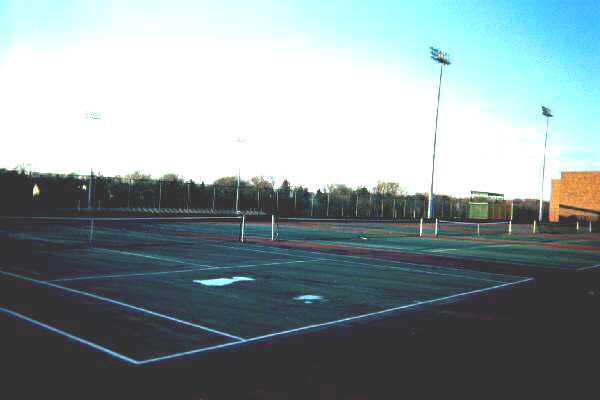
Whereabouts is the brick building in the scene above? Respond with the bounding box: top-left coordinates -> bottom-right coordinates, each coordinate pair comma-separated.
549,171 -> 600,222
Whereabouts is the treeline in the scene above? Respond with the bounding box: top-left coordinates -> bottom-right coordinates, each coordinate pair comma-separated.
0,167 -> 545,221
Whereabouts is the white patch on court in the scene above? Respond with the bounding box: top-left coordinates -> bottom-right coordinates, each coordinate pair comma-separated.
430,248 -> 460,253
294,295 -> 324,304
193,277 -> 254,287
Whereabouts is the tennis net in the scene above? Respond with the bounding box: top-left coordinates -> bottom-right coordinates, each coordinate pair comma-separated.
0,216 -> 244,250
272,217 -> 421,242
536,221 -> 583,234
436,220 -> 511,237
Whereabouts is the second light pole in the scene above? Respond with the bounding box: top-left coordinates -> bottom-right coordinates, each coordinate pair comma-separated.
427,47 -> 451,219
539,106 -> 554,222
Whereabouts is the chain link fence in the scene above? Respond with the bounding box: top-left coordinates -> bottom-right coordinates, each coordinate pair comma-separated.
1,169 -> 548,221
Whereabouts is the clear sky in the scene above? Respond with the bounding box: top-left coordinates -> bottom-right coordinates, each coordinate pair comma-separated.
1,1 -> 598,198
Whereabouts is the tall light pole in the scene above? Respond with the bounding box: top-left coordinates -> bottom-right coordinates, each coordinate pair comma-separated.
427,47 -> 451,220
235,137 -> 246,213
539,106 -> 554,222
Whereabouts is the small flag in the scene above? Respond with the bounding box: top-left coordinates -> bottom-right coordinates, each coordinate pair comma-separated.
541,106 -> 553,117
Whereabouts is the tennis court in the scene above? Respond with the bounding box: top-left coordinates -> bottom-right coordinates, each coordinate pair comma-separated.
252,218 -> 600,274
0,216 -> 532,365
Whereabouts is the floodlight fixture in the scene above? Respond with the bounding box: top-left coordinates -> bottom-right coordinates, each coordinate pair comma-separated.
430,47 -> 451,65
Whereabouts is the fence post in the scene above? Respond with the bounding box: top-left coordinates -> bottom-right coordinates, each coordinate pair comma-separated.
158,181 -> 162,210
212,186 -> 215,210
187,182 -> 190,211
128,179 -> 132,209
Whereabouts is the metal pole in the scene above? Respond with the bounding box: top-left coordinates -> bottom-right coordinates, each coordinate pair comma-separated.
236,171 -> 240,212
355,193 -> 359,217
212,186 -> 216,210
539,117 -> 550,222
510,200 -> 514,221
187,182 -> 190,210
327,192 -> 330,217
428,64 -> 444,219
158,181 -> 162,210
88,170 -> 93,209
413,196 -> 417,219
128,179 -> 132,209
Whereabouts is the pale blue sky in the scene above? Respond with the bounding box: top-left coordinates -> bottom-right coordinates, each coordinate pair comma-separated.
1,1 -> 598,198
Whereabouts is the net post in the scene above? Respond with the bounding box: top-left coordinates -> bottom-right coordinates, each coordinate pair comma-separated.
88,219 -> 95,246
508,220 -> 512,235
271,214 -> 276,241
576,221 -> 580,233
532,220 -> 537,234
240,214 -> 245,243
434,218 -> 438,237
477,223 -> 480,237
590,220 -> 593,233
419,218 -> 424,237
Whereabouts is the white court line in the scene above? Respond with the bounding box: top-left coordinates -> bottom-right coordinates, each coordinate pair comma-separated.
483,244 -> 516,248
93,248 -> 214,267
273,240 -> 543,271
212,242 -> 520,281
430,248 -> 461,253
577,264 -> 600,271
138,277 -> 534,365
51,258 -> 328,282
0,306 -> 139,365
330,258 -> 507,284
0,270 -> 244,341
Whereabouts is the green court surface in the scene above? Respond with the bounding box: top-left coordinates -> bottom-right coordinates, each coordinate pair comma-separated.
245,221 -> 600,272
0,235 -> 529,365
3,217 -> 599,367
